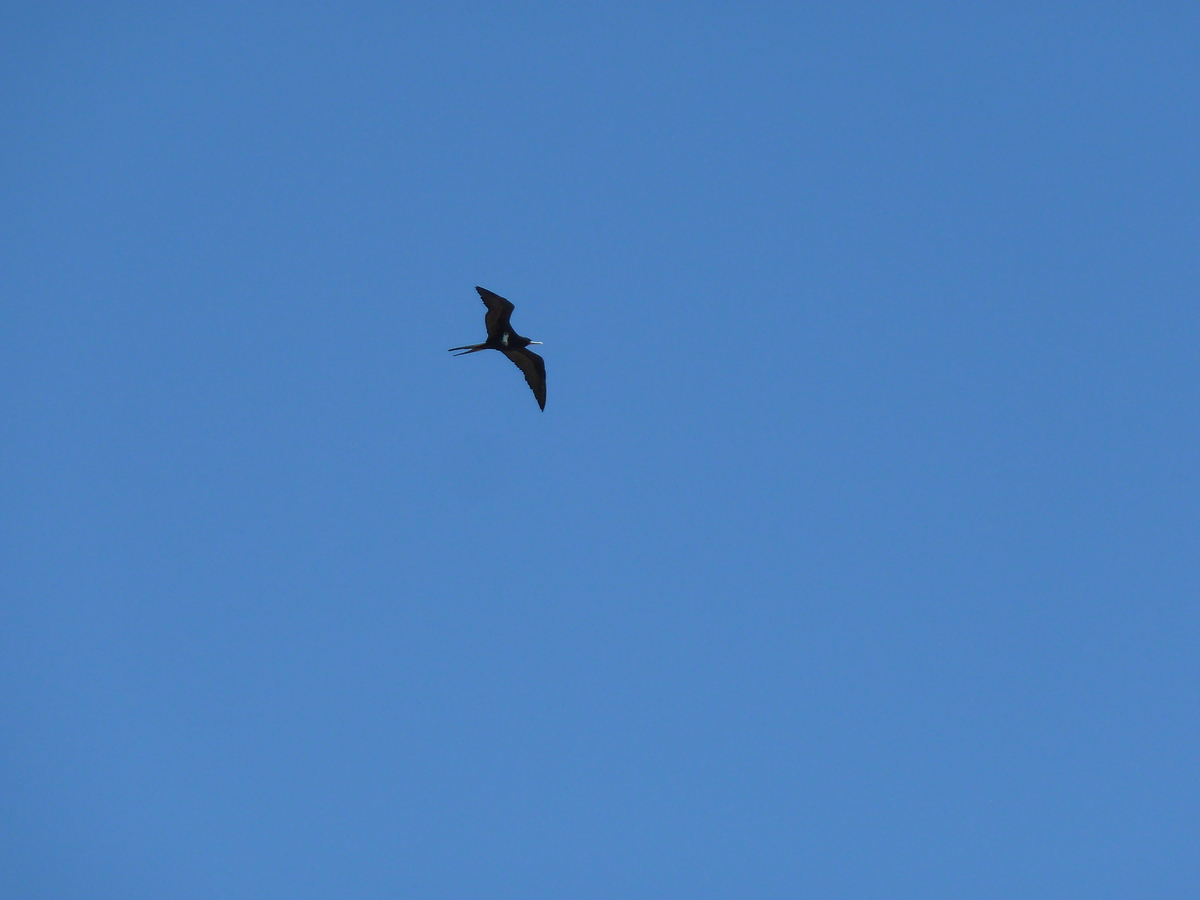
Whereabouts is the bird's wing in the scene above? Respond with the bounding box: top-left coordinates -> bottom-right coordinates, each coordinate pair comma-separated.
503,347 -> 546,410
476,286 -> 514,339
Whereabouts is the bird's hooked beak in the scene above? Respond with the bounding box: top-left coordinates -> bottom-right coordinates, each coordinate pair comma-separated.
529,341 -> 542,345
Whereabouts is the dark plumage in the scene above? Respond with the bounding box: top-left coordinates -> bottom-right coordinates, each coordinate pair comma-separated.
449,286 -> 546,410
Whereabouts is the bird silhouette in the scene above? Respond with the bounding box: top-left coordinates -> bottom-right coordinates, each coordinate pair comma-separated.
449,286 -> 546,410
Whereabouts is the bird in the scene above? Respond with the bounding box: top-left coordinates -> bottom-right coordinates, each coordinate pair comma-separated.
449,286 -> 546,410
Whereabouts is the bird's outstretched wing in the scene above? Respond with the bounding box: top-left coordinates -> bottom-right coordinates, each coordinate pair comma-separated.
476,286 -> 514,339
503,347 -> 546,410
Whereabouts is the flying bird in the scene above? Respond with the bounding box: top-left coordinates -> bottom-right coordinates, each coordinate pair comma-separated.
449,286 -> 546,410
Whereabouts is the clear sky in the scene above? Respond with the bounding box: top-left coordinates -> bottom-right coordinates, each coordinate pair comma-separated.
2,3 -> 1197,897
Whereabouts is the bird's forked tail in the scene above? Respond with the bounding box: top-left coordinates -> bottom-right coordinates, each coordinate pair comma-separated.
448,343 -> 486,356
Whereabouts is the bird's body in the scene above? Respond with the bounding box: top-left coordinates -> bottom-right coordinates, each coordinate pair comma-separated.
449,286 -> 546,410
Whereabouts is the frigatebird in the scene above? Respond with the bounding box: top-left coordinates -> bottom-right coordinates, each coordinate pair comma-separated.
449,286 -> 546,410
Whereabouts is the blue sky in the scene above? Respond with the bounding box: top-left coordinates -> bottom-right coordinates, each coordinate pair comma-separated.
2,3 -> 1197,897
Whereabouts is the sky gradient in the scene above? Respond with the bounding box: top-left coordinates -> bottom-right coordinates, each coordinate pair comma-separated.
3,3 -> 1198,897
